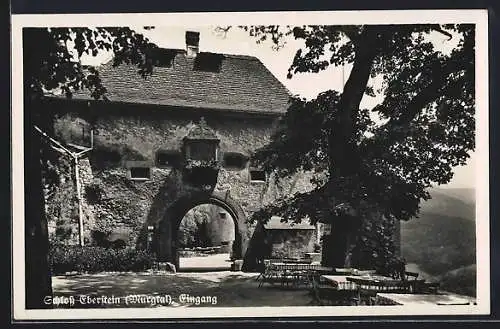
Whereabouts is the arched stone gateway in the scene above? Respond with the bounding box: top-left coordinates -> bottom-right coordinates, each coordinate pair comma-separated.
157,190 -> 248,270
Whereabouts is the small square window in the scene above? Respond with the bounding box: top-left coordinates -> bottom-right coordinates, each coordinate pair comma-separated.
156,150 -> 180,168
223,152 -> 248,170
130,167 -> 151,180
249,169 -> 266,183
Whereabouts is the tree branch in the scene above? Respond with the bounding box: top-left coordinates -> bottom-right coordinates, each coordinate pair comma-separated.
336,26 -> 379,123
382,60 -> 468,130
430,24 -> 453,40
337,25 -> 361,43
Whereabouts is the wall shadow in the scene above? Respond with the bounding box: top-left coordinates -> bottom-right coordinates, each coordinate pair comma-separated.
135,168 -> 183,252
241,222 -> 273,272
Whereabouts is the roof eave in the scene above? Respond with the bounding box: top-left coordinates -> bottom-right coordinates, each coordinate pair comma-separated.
44,95 -> 288,118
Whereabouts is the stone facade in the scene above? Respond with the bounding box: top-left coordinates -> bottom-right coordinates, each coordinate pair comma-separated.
43,97 -> 310,270
265,229 -> 317,260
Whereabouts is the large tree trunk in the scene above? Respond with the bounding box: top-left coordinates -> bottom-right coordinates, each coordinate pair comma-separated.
321,215 -> 361,268
25,116 -> 52,309
324,27 -> 378,268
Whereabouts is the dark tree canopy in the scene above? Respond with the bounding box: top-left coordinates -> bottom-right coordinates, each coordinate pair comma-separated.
238,24 -> 475,268
24,27 -> 159,104
242,25 -> 474,220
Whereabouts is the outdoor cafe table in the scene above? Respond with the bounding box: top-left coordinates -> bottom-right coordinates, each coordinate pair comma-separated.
270,263 -> 334,275
264,263 -> 333,287
321,274 -> 419,291
346,275 -> 425,292
271,263 -> 328,270
321,275 -> 358,290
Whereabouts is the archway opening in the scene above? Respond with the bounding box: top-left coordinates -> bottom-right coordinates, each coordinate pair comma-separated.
177,203 -> 236,271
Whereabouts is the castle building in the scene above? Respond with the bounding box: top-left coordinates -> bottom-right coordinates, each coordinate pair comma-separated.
40,31 -> 318,270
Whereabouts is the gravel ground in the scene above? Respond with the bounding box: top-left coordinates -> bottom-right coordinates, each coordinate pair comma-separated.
51,270 -> 316,308
179,253 -> 232,271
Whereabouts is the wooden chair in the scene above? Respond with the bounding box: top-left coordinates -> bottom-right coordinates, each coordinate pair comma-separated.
280,263 -> 296,287
258,261 -> 283,287
280,263 -> 310,288
255,259 -> 267,281
291,264 -> 319,288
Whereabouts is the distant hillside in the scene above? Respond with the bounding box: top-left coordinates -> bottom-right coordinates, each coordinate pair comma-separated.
434,188 -> 475,206
400,187 -> 476,296
417,187 -> 475,220
401,213 -> 476,275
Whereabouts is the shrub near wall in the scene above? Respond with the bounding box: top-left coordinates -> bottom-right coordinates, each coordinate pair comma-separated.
49,245 -> 155,274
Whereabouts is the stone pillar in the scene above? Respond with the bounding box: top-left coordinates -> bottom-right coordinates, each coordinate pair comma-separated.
77,157 -> 95,244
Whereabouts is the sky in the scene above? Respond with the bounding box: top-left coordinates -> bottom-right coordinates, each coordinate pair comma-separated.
83,25 -> 476,189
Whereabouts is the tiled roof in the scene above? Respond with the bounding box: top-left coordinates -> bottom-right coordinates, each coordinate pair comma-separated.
70,49 -> 292,114
263,216 -> 316,230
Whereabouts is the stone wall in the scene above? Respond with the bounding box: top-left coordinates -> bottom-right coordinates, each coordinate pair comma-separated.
265,229 -> 317,259
206,207 -> 235,245
45,100 -> 314,268
51,104 -> 279,222
43,100 -> 403,270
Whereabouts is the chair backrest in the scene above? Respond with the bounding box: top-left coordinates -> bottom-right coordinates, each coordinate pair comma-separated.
263,259 -> 280,273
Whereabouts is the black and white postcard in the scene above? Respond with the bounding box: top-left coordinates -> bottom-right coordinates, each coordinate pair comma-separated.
11,9 -> 490,320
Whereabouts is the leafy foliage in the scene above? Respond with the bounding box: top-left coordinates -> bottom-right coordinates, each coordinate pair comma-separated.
24,27 -> 159,103
48,245 -> 155,274
178,206 -> 215,248
241,24 -> 475,269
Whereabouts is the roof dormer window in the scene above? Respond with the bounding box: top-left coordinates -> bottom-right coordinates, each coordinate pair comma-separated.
193,53 -> 224,73
150,48 -> 179,68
